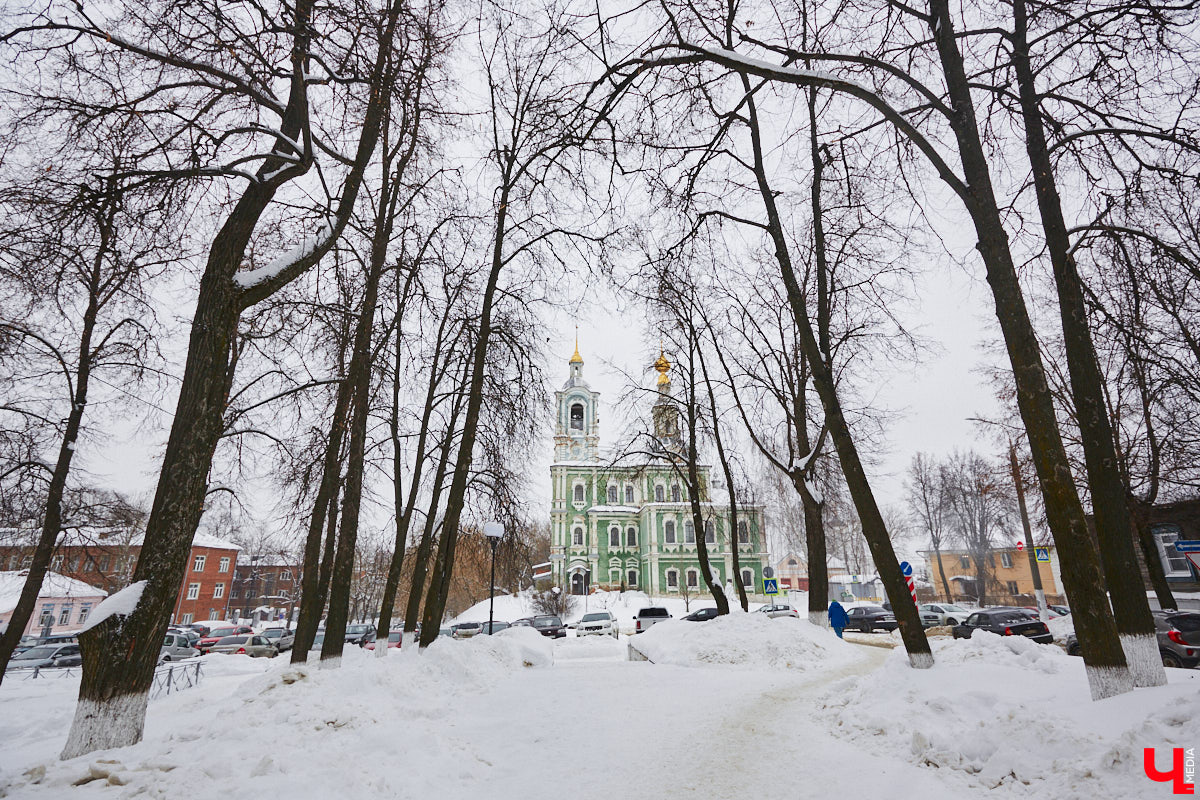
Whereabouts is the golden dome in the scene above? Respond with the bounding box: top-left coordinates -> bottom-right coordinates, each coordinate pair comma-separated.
654,347 -> 671,385
569,330 -> 582,364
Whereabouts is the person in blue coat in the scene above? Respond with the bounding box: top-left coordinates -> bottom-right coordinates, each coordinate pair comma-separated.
828,600 -> 848,639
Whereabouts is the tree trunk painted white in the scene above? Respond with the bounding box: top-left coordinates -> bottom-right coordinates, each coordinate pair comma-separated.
61,694 -> 149,760
1085,664 -> 1135,701
810,611 -> 829,628
1034,589 -> 1048,624
1121,633 -> 1167,687
374,635 -> 388,658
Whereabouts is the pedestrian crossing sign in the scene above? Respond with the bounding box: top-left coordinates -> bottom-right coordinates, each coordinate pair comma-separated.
1035,547 -> 1050,563
764,578 -> 779,595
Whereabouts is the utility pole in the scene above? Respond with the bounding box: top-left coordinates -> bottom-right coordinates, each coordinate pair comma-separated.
1010,441 -> 1048,623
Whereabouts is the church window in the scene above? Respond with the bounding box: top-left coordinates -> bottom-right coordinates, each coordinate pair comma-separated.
655,485 -> 665,502
607,485 -> 618,504
574,484 -> 584,503
609,527 -> 620,547
705,520 -> 715,544
573,527 -> 583,546
684,522 -> 695,543
664,521 -> 676,544
738,521 -> 750,544
666,570 -> 678,588
610,569 -> 620,585
787,558 -> 798,566
742,569 -> 753,587
570,403 -> 584,431
627,569 -> 638,588
686,569 -> 699,588
626,526 -> 637,547
671,484 -> 681,502
625,485 -> 634,504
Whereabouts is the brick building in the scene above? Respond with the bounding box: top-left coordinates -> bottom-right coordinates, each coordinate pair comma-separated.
921,545 -> 1064,606
0,526 -> 239,627
230,555 -> 302,624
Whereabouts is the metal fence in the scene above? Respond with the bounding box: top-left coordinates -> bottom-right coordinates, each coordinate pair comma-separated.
7,659 -> 204,700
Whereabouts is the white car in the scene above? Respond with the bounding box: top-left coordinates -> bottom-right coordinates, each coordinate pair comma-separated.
576,611 -> 619,638
918,603 -> 971,626
755,604 -> 799,619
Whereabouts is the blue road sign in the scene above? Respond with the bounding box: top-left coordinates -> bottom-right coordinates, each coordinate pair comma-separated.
764,578 -> 779,595
1174,540 -> 1200,553
900,561 -> 913,577
1035,547 -> 1050,563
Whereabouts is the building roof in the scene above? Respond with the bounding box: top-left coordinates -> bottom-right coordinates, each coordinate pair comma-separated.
0,526 -> 239,552
0,570 -> 107,615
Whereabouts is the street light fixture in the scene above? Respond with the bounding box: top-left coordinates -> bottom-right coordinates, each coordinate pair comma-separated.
483,522 -> 504,633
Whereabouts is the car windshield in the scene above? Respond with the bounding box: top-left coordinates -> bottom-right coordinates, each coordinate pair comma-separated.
581,613 -> 608,622
943,605 -> 967,612
994,611 -> 1034,623
14,646 -> 57,660
262,629 -> 280,638
533,617 -> 561,627
211,627 -> 237,637
1168,615 -> 1200,632
346,625 -> 370,634
458,622 -> 481,629
860,607 -> 885,614
218,636 -> 249,645
639,608 -> 668,617
388,632 -> 402,642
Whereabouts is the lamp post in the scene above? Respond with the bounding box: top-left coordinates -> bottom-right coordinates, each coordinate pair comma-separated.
483,522 -> 504,633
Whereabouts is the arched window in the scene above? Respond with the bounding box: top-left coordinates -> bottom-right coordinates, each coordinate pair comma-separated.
671,484 -> 681,502
686,569 -> 699,588
627,569 -> 638,588
666,570 -> 679,588
664,521 -> 676,544
625,485 -> 634,504
609,526 -> 620,547
626,526 -> 637,547
570,402 -> 584,431
684,522 -> 695,543
742,569 -> 753,587
655,485 -> 665,502
610,568 -> 620,585
738,521 -> 750,544
572,526 -> 584,546
704,520 -> 715,544
787,558 -> 798,566
607,485 -> 618,504
574,484 -> 585,503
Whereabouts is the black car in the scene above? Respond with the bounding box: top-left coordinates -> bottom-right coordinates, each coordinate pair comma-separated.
683,607 -> 720,622
344,624 -> 376,647
845,605 -> 897,632
952,607 -> 1052,644
527,615 -> 566,638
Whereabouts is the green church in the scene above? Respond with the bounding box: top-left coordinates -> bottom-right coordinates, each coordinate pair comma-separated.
549,343 -> 770,598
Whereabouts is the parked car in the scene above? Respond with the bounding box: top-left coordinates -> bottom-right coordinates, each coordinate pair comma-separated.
634,607 -> 671,633
451,622 -> 483,639
189,620 -> 229,637
845,605 -> 898,632
576,611 -> 619,637
1048,605 -> 1071,617
438,627 -> 454,638
683,607 -> 720,622
14,635 -> 39,655
365,630 -> 404,650
159,632 -> 199,662
210,634 -> 278,658
1065,610 -> 1200,668
528,615 -> 566,638
754,604 -> 799,619
197,625 -> 254,654
480,621 -> 510,635
168,627 -> 202,648
344,624 -> 376,647
7,643 -> 82,670
261,627 -> 295,652
952,607 -> 1052,644
309,632 -> 326,651
1021,606 -> 1067,619
918,603 -> 971,626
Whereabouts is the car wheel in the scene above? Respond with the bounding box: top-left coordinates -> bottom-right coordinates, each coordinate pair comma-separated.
945,618 -> 957,626
1162,652 -> 1183,669
162,656 -> 171,662
1066,643 -> 1081,657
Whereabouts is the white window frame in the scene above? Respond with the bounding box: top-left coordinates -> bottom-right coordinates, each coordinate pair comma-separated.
738,521 -> 749,544
78,605 -> 91,624
186,583 -> 200,600
280,569 -> 292,581
193,554 -> 206,572
58,606 -> 72,625
741,569 -> 753,588
686,569 -> 699,588
180,613 -> 194,625
213,582 -> 225,599
664,521 -> 676,544
626,569 -> 638,588
655,485 -> 665,502
960,555 -> 970,568
704,520 -> 715,544
666,569 -> 679,588
671,484 -> 681,502
218,557 -> 230,573
684,522 -> 695,544
51,554 -> 64,570
607,485 -> 618,504
573,484 -> 585,503
625,485 -> 634,504
572,527 -> 584,546
609,527 -> 620,547
1155,527 -> 1192,577
1001,552 -> 1013,568
626,526 -> 637,547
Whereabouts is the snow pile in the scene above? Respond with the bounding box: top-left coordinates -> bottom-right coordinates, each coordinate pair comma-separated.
1046,612 -> 1075,642
631,613 -> 862,670
816,633 -> 1200,796
79,580 -> 146,632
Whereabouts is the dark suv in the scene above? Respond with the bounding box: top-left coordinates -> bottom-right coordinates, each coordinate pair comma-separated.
528,615 -> 566,638
634,606 -> 672,633
845,605 -> 897,632
952,607 -> 1052,644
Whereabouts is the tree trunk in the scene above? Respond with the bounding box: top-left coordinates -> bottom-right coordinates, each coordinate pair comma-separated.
926,0 -> 1129,698
740,76 -> 932,666
1010,0 -> 1163,687
1130,496 -> 1177,610
932,543 -> 953,603
797,477 -> 829,625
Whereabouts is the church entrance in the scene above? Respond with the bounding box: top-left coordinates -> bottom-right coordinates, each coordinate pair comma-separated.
570,572 -> 586,595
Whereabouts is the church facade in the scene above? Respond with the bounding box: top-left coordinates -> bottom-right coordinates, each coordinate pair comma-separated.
549,345 -> 770,598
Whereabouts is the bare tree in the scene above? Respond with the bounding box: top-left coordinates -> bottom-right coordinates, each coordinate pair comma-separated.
906,454 -> 954,603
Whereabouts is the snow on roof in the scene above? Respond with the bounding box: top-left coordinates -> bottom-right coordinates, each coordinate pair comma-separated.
587,505 -> 641,514
0,525 -> 239,552
0,570 -> 107,615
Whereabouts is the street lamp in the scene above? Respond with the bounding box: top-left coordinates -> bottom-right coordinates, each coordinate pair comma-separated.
483,522 -> 504,633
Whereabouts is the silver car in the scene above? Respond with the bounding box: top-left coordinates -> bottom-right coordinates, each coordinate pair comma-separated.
919,603 -> 971,626
577,611 -> 619,637
261,627 -> 295,651
159,632 -> 199,662
209,634 -> 278,658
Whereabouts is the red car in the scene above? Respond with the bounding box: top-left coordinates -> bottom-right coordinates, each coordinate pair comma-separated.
364,630 -> 404,651
197,625 -> 253,654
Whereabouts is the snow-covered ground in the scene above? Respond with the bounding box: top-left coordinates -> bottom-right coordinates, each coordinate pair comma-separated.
1,613 -> 1195,798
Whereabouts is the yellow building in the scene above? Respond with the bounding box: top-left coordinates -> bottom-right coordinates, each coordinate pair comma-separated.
920,546 -> 1065,606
